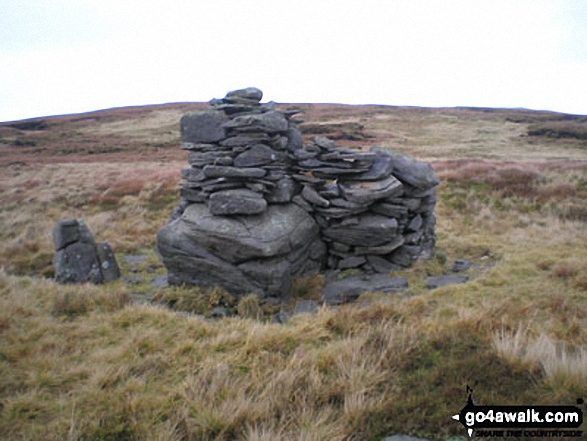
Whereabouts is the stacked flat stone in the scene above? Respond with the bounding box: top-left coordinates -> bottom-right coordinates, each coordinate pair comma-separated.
289,138 -> 439,273
158,87 -> 439,300
175,87 -> 302,217
159,88 -> 324,299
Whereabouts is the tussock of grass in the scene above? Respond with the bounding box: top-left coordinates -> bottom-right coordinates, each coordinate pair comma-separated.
494,327 -> 587,390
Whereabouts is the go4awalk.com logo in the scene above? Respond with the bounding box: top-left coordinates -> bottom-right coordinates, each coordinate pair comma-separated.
451,387 -> 584,438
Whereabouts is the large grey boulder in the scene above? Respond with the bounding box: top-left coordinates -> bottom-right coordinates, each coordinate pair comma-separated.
157,203 -> 324,297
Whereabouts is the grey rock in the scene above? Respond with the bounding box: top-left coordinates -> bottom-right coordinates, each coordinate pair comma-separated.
302,185 -> 330,207
322,274 -> 408,305
313,136 -> 335,149
225,87 -> 263,103
319,184 -> 340,198
292,194 -> 314,212
266,177 -> 298,203
450,259 -> 471,272
355,235 -> 405,255
292,174 -> 326,185
407,215 -> 423,232
208,189 -> 267,215
164,203 -> 318,264
404,230 -> 423,245
179,187 -> 207,203
124,276 -> 145,285
223,110 -> 289,133
233,144 -> 277,167
95,242 -> 120,282
180,110 -> 228,144
181,167 -> 206,182
339,175 -> 403,204
52,219 -> 94,251
211,307 -> 229,318
384,197 -> 422,212
203,165 -> 267,179
286,126 -> 303,151
366,255 -> 400,274
312,167 -> 370,178
52,219 -> 81,250
188,151 -> 231,167
346,154 -> 394,181
123,254 -> 148,264
293,149 -> 318,160
426,274 -> 470,289
370,202 -> 408,218
314,205 -> 370,219
215,156 -> 234,166
54,242 -> 103,284
271,136 -> 289,151
323,214 -> 398,247
293,300 -> 319,315
389,245 -> 422,267
150,275 -> 168,288
220,134 -> 270,147
338,256 -> 366,270
157,203 -> 320,298
380,149 -> 440,190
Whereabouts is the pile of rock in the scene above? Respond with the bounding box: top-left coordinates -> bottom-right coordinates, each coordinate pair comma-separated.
174,87 -> 302,218
52,219 -> 120,284
289,137 -> 439,273
159,88 -> 325,299
157,87 -> 439,299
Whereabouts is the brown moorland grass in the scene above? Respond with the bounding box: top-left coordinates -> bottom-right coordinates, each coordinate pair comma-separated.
0,103 -> 586,440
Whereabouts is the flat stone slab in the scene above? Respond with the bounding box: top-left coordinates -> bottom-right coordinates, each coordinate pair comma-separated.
450,259 -> 471,272
426,274 -> 470,289
323,214 -> 398,247
123,254 -> 148,264
322,274 -> 408,305
208,189 -> 267,215
339,174 -> 403,204
150,275 -> 168,288
233,144 -> 277,167
203,165 -> 266,179
180,110 -> 228,143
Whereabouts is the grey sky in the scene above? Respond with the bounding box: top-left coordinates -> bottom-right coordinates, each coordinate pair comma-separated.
1,0 -> 586,122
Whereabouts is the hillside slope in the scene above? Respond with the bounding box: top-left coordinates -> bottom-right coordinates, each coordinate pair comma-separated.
0,103 -> 586,440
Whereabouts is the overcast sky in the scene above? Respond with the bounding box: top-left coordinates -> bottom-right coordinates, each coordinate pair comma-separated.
1,0 -> 586,122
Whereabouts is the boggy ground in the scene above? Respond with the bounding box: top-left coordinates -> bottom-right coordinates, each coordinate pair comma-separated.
0,103 -> 586,440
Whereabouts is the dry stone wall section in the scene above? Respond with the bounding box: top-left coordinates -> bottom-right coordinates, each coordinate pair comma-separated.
157,88 -> 439,299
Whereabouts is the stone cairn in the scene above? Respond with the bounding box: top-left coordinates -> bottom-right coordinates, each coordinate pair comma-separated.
157,88 -> 439,300
53,219 -> 120,284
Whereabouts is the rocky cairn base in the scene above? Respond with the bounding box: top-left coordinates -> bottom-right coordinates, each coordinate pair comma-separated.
157,88 -> 439,300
